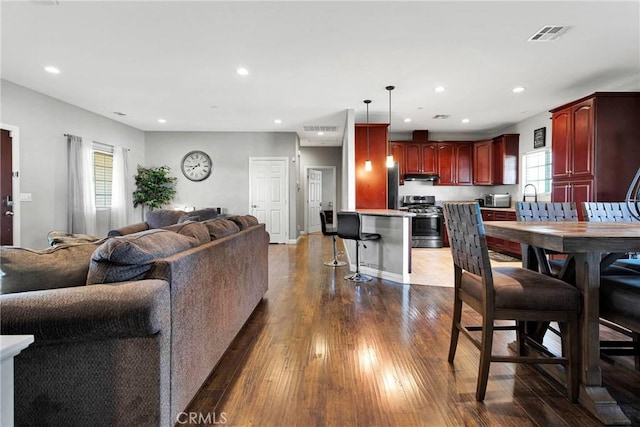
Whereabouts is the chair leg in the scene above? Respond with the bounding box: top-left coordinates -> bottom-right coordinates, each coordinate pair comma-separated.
633,332 -> 640,371
476,315 -> 494,401
448,289 -> 462,363
324,236 -> 346,267
516,321 -> 527,356
344,240 -> 372,282
562,317 -> 579,402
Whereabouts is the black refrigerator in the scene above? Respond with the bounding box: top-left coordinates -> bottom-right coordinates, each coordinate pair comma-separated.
387,163 -> 400,209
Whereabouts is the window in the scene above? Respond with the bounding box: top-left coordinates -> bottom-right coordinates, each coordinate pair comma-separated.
522,149 -> 552,194
93,146 -> 113,207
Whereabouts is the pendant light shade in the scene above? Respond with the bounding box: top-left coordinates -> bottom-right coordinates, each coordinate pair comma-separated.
386,85 -> 395,168
364,99 -> 372,172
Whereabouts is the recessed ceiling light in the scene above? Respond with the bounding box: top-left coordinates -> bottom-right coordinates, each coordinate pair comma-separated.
434,86 -> 446,93
237,67 -> 249,76
512,86 -> 526,93
317,131 -> 324,136
461,118 -> 470,123
158,118 -> 166,123
404,118 -> 412,123
44,66 -> 60,74
274,119 -> 282,124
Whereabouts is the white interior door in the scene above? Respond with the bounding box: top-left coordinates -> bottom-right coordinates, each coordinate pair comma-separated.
308,169 -> 322,233
249,158 -> 288,244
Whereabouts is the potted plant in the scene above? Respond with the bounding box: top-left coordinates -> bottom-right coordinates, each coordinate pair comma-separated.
132,165 -> 177,219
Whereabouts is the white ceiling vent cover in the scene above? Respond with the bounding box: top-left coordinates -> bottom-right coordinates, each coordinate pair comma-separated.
303,125 -> 338,132
528,26 -> 568,42
433,114 -> 450,119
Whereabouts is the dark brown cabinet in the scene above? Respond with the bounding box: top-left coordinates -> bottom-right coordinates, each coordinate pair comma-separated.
355,123 -> 388,209
481,209 -> 521,257
405,142 -> 437,174
438,142 -> 473,185
390,142 -> 406,185
473,135 -> 519,185
550,92 -> 640,209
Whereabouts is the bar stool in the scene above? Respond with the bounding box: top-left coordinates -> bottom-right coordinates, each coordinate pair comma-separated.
337,212 -> 381,282
320,211 -> 347,267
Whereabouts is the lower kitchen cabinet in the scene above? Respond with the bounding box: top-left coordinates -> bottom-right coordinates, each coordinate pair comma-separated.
481,209 -> 522,258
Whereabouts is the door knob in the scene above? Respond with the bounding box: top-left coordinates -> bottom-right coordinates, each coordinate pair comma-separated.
252,205 -> 258,208
4,211 -> 14,216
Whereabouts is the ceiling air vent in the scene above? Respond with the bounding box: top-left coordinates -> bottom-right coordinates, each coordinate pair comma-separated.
433,114 -> 450,119
528,26 -> 568,42
303,125 -> 338,132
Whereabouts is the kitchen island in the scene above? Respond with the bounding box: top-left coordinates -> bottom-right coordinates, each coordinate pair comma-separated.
341,209 -> 415,284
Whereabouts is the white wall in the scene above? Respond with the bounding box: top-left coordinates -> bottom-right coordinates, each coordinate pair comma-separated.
144,131 -> 298,239
1,80 -> 145,249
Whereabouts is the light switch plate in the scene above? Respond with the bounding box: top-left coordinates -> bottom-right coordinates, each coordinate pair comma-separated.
20,193 -> 32,202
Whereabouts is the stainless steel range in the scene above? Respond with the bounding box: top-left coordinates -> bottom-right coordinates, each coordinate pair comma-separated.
401,195 -> 444,248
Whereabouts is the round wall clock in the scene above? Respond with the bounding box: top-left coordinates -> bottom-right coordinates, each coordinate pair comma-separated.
181,150 -> 212,182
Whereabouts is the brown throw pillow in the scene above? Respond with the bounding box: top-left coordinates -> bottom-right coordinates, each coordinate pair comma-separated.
87,229 -> 196,284
146,209 -> 185,229
244,215 -> 259,226
162,221 -> 211,246
0,242 -> 102,294
202,218 -> 240,239
227,215 -> 249,230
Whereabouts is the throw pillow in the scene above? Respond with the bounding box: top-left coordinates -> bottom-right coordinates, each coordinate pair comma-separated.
244,215 -> 259,226
178,208 -> 219,224
47,231 -> 101,247
202,218 -> 240,239
227,215 -> 250,230
87,229 -> 196,285
0,242 -> 102,294
146,209 -> 185,229
162,221 -> 211,246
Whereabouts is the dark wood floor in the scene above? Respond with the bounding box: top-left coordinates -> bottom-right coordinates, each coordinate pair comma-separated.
186,234 -> 640,426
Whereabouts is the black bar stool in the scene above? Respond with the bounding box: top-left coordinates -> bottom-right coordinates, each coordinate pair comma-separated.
337,212 -> 381,282
320,211 -> 347,267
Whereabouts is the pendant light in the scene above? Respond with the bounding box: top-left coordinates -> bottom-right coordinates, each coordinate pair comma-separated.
386,85 -> 395,168
364,99 -> 372,172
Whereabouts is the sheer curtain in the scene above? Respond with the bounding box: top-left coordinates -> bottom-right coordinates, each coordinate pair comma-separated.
67,134 -> 97,235
110,146 -> 131,229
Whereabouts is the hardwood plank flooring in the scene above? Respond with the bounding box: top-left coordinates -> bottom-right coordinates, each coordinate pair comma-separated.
185,234 -> 640,426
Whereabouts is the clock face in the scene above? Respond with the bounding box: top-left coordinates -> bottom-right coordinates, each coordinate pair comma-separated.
181,150 -> 212,181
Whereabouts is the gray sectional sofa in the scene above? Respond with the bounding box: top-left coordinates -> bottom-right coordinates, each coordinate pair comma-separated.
0,216 -> 269,426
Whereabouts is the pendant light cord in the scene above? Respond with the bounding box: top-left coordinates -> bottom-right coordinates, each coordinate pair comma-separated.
364,99 -> 371,159
386,85 -> 394,158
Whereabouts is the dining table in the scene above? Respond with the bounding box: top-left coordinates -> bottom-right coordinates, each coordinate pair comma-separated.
483,221 -> 640,426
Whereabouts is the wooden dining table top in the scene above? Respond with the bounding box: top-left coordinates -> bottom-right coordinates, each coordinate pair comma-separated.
483,221 -> 640,253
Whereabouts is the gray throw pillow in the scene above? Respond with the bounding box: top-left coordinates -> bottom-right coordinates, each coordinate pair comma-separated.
227,215 -> 250,230
0,242 -> 102,294
87,229 -> 196,285
146,209 -> 185,229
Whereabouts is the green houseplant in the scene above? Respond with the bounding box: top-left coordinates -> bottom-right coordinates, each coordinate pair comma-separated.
132,165 -> 177,219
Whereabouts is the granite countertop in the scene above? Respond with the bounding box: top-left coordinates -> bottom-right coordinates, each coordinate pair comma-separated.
355,209 -> 416,217
480,206 -> 516,212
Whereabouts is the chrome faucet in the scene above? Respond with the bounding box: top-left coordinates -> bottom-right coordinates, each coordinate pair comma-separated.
523,184 -> 538,202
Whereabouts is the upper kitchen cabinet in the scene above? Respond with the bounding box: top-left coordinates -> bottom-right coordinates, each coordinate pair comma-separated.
389,142 -> 406,185
472,134 -> 519,185
355,123 -> 389,209
438,142 -> 473,185
550,92 -> 640,205
405,142 -> 437,174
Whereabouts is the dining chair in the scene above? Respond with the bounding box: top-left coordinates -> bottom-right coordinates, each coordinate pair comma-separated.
582,201 -> 640,370
515,202 -> 578,279
444,202 -> 581,401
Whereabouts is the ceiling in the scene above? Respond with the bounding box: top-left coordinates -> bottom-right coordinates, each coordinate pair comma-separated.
2,1 -> 639,147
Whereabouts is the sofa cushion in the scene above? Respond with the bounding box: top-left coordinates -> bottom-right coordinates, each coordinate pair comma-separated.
202,218 -> 240,239
0,242 -> 102,294
178,208 -> 219,223
87,229 -> 197,284
227,215 -> 250,230
244,215 -> 259,226
162,221 -> 211,246
145,209 -> 185,229
47,231 -> 101,247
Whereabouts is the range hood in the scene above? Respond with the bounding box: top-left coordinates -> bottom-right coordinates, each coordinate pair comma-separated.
404,174 -> 440,182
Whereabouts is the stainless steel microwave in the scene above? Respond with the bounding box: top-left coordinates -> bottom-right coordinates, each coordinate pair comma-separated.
484,193 -> 511,208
